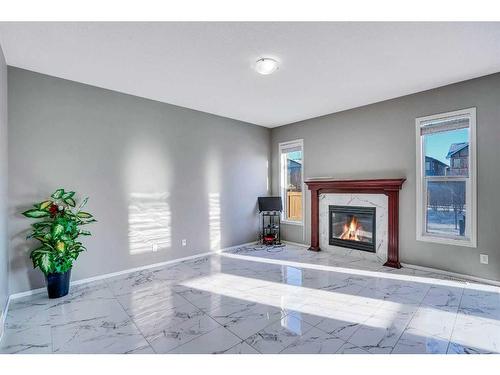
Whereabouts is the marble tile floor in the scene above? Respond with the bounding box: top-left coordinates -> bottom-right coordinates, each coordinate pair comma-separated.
2,244 -> 500,354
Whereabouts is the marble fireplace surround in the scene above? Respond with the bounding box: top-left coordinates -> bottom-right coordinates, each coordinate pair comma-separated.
320,193 -> 387,263
305,179 -> 406,268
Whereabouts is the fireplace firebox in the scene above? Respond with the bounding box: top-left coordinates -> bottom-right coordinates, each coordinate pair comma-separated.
329,205 -> 376,253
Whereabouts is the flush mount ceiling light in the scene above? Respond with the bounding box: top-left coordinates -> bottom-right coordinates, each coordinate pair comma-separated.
255,58 -> 279,75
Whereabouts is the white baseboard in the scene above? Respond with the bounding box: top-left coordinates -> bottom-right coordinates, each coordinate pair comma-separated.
401,262 -> 500,287
9,241 -> 258,300
0,295 -> 11,342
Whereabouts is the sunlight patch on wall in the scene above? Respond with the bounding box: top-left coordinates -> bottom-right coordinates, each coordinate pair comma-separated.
206,146 -> 222,252
128,192 -> 171,255
209,192 -> 221,251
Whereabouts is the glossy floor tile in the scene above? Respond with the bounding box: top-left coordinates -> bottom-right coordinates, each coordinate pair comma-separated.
2,244 -> 500,354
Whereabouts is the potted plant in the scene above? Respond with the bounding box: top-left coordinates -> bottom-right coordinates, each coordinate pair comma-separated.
22,188 -> 96,298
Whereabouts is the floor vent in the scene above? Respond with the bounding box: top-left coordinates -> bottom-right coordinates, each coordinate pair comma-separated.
442,277 -> 469,285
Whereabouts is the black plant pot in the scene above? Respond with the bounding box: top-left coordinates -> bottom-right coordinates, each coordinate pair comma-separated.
45,269 -> 72,299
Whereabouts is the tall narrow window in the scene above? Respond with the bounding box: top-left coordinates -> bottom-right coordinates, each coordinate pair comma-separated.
416,108 -> 476,247
279,140 -> 304,224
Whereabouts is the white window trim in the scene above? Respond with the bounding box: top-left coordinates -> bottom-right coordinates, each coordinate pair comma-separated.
279,139 -> 304,226
415,107 -> 477,248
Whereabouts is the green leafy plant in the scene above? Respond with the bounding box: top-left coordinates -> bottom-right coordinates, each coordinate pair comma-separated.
22,188 -> 96,275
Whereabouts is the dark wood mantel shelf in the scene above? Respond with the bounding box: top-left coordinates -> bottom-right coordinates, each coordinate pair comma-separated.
305,178 -> 406,268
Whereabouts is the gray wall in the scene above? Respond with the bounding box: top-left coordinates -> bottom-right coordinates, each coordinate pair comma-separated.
271,73 -> 500,281
6,66 -> 500,294
0,44 -> 8,323
8,67 -> 270,294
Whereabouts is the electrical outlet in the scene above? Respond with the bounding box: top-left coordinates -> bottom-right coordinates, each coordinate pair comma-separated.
480,254 -> 489,264
181,239 -> 187,247
152,243 -> 158,252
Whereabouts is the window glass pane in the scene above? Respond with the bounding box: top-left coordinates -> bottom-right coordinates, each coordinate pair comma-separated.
426,180 -> 466,237
423,127 -> 469,177
417,109 -> 475,245
283,148 -> 302,221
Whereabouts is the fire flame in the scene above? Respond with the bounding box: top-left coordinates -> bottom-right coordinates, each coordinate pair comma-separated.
340,215 -> 362,241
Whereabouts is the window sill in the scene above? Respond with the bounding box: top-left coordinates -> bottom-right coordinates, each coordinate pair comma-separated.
282,220 -> 304,226
416,234 -> 477,248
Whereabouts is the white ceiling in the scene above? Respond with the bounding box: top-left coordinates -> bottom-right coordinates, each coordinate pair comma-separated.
0,22 -> 499,127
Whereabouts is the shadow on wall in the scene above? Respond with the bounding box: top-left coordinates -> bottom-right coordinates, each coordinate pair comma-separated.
10,202 -> 46,291
128,192 -> 172,255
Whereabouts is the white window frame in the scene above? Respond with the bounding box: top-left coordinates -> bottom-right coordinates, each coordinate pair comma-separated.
279,139 -> 304,226
416,107 -> 477,247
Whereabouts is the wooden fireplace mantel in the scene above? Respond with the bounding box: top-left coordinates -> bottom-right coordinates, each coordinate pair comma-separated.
305,178 -> 406,268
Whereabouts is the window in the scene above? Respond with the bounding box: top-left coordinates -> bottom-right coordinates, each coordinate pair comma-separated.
279,139 -> 304,224
416,108 -> 476,247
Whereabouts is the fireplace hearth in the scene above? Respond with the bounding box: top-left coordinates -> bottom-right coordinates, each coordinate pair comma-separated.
329,205 -> 376,252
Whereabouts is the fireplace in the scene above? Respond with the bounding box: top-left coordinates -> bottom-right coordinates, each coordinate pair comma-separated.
305,179 -> 406,268
329,205 -> 376,252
